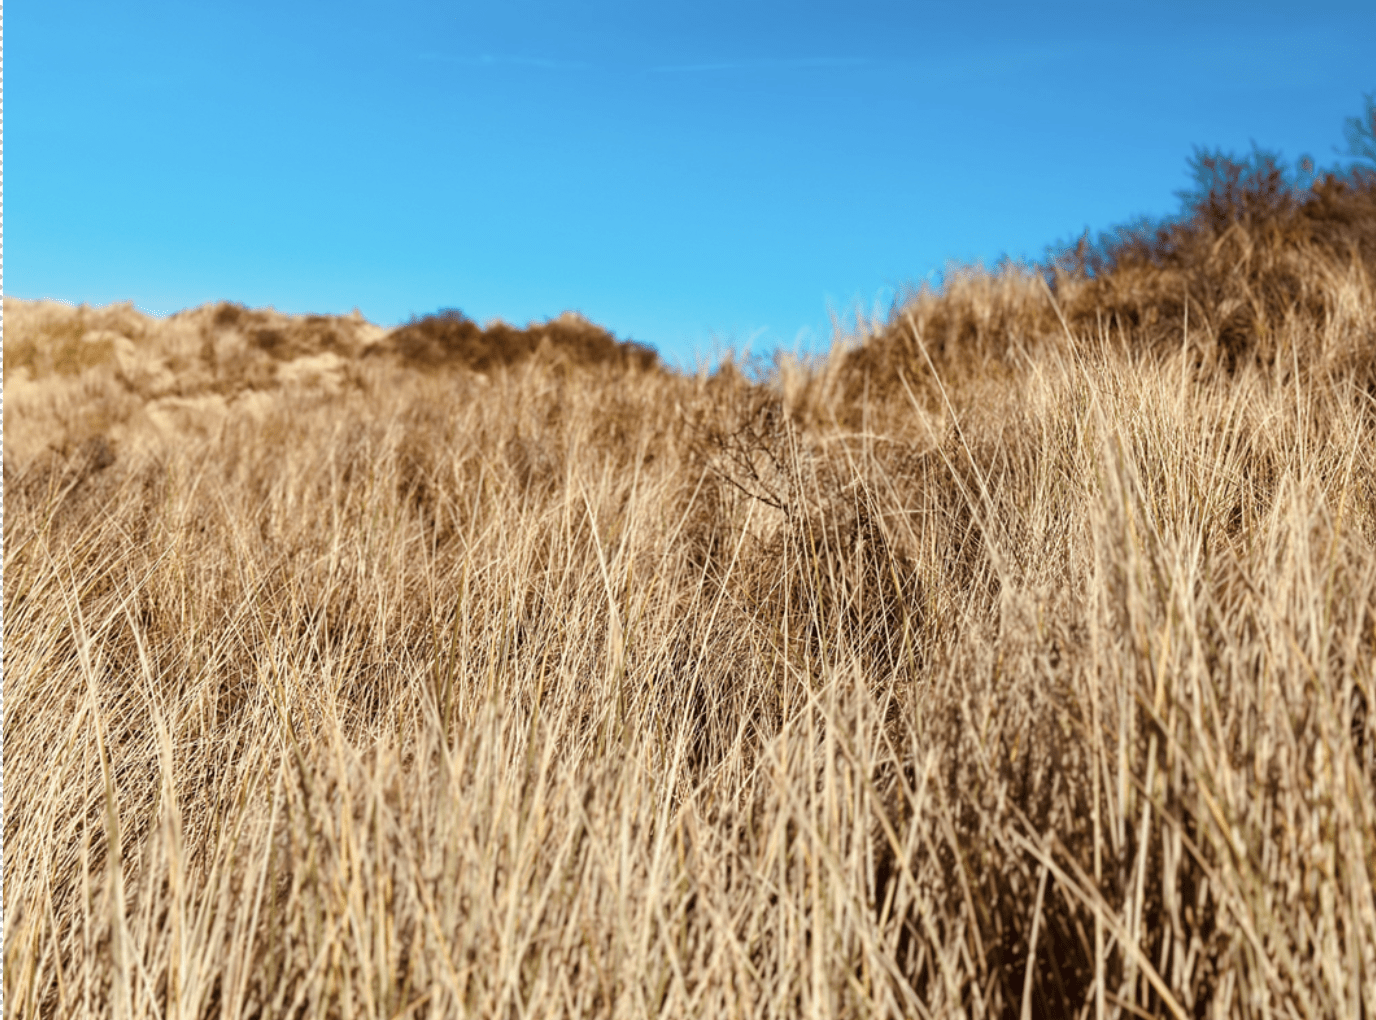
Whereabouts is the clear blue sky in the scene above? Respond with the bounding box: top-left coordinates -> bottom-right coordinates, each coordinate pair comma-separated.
10,1 -> 1375,367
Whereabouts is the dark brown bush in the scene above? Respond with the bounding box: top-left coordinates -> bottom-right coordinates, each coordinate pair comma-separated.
376,307 -> 659,373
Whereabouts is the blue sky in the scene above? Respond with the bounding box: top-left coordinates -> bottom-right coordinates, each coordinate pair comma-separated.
10,1 -> 1375,366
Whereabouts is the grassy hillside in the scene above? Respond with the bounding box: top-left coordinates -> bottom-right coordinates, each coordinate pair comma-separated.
6,141 -> 1376,1017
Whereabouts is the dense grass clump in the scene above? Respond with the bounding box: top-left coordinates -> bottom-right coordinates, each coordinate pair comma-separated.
6,119 -> 1376,1018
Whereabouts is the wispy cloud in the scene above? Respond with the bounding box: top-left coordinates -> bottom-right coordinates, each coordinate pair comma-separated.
417,52 -> 591,71
416,53 -> 871,74
651,56 -> 871,73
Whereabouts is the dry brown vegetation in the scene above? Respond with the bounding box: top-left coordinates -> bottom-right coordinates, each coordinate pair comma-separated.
6,144 -> 1376,1019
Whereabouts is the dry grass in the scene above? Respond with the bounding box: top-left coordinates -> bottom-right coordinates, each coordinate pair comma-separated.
6,169 -> 1376,1019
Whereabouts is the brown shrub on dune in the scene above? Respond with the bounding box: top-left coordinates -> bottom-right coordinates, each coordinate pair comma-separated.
841,155 -> 1376,414
377,307 -> 659,373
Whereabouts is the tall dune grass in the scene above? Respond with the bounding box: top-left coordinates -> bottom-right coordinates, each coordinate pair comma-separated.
6,161 -> 1376,1018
